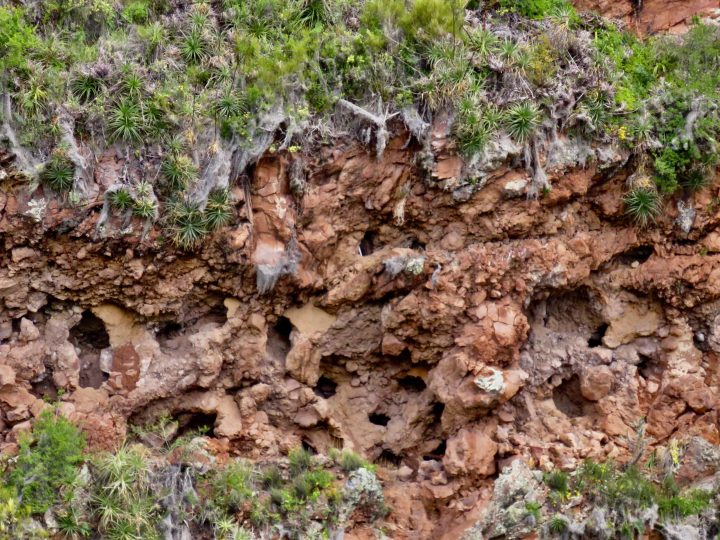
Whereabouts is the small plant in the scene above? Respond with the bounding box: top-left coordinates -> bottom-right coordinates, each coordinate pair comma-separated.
167,199 -> 207,248
525,501 -> 542,522
71,74 -> 103,103
337,450 -> 373,473
288,447 -> 313,477
624,186 -> 662,227
544,470 -> 569,493
161,154 -> 197,192
40,150 -> 75,192
108,188 -> 134,212
469,28 -> 499,60
204,189 -> 233,230
132,197 -> 157,219
504,102 -> 542,143
548,514 -> 568,535
180,30 -> 207,64
9,409 -> 85,514
260,466 -> 284,489
108,99 -> 145,144
209,460 -> 254,513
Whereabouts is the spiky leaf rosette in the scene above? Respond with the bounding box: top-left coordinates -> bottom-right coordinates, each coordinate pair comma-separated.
170,200 -> 207,249
205,189 -> 233,230
505,102 -> 542,143
40,151 -> 75,192
624,186 -> 662,227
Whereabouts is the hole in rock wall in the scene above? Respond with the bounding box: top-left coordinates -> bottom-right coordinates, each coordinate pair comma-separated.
637,353 -> 663,382
588,323 -> 609,348
175,412 -> 216,437
314,375 -> 338,398
431,402 -> 445,420
422,440 -> 447,461
31,378 -> 58,401
369,412 -> 391,426
268,316 -> 293,364
376,449 -> 402,467
552,375 -> 592,418
359,230 -> 378,256
70,310 -> 111,389
397,374 -> 427,392
613,245 -> 654,266
157,321 -> 183,341
302,440 -> 317,454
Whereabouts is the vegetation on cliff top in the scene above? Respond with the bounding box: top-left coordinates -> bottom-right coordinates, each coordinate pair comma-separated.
0,0 -> 719,241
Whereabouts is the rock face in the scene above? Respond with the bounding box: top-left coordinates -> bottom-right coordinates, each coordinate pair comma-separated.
2,114 -> 720,537
573,0 -> 720,34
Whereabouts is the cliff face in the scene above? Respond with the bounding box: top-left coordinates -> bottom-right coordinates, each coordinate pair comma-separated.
2,1 -> 720,539
2,120 -> 720,537
574,0 -> 720,34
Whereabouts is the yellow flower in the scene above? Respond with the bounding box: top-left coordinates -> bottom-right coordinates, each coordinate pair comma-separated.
618,125 -> 627,140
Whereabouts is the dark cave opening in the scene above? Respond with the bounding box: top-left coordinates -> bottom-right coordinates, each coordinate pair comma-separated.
175,412 -> 217,437
552,375 -> 590,418
423,440 -> 447,461
301,440 -> 317,454
397,374 -> 427,392
588,323 -> 608,348
369,412 -> 391,426
376,449 -> 402,467
314,375 -> 338,398
70,310 -> 111,389
273,316 -> 293,348
359,230 -> 378,256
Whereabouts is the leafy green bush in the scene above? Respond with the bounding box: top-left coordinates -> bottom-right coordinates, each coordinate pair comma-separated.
0,6 -> 39,72
9,410 -> 85,514
497,0 -> 572,19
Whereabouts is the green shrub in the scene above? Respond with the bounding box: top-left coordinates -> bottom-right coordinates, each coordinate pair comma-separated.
209,460 -> 254,512
0,6 -> 39,72
337,450 -> 374,473
92,445 -> 160,540
9,410 -> 85,514
122,1 -> 150,24
498,0 -> 572,19
71,74 -> 103,103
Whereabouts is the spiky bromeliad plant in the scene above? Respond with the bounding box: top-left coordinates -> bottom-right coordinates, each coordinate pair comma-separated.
205,189 -> 233,230
40,150 -> 75,192
71,74 -> 103,103
505,102 -> 542,143
132,196 -> 157,219
161,154 -> 197,193
108,188 -> 134,211
109,99 -> 144,143
169,199 -> 207,248
624,186 -> 662,227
